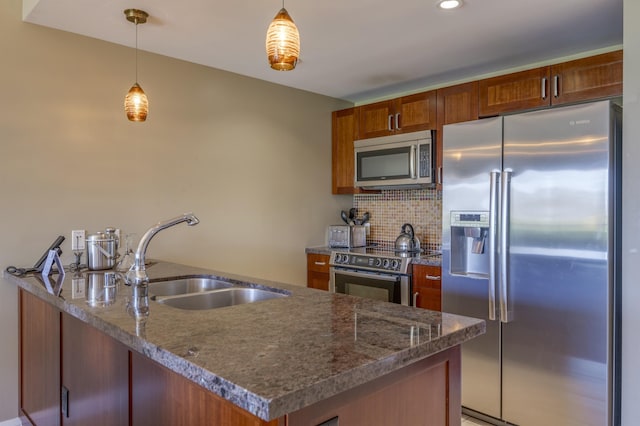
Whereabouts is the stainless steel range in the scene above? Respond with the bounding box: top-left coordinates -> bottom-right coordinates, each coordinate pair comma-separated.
329,249 -> 415,305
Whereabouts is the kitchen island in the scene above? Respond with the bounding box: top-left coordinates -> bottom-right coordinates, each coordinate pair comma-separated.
7,261 -> 484,425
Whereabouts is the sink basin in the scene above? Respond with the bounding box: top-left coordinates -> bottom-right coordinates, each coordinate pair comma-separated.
155,287 -> 288,310
148,277 -> 233,297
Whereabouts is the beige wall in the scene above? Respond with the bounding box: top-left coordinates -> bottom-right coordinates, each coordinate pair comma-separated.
0,0 -> 352,419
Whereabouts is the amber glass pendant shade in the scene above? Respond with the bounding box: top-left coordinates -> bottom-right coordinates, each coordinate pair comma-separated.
266,8 -> 300,71
123,9 -> 149,122
125,83 -> 148,122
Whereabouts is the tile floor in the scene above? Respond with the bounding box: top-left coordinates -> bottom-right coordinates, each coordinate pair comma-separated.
462,414 -> 495,425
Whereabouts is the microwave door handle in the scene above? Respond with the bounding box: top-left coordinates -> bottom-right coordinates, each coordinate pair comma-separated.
410,145 -> 417,179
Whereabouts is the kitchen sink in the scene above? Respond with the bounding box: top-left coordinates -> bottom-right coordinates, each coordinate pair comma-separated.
148,277 -> 233,297
154,287 -> 288,310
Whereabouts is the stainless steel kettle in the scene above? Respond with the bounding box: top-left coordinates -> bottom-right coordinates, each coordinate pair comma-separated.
394,223 -> 421,253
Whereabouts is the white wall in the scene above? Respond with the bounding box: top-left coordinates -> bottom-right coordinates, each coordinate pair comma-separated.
622,0 -> 639,424
0,0 -> 351,420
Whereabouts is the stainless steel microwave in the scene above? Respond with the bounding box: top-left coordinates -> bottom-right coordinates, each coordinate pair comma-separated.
354,131 -> 434,189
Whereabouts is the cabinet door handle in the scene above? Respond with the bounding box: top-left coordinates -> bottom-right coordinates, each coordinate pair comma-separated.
388,114 -> 394,131
553,75 -> 560,98
314,261 -> 326,266
395,113 -> 401,130
425,275 -> 441,280
413,292 -> 419,306
437,166 -> 443,185
541,77 -> 547,100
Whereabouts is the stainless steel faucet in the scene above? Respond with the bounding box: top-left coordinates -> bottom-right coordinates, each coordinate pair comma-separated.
126,213 -> 200,287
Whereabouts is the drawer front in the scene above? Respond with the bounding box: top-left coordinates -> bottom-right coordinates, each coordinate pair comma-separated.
307,253 -> 330,273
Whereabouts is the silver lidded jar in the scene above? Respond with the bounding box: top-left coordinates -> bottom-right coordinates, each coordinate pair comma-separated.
86,228 -> 119,270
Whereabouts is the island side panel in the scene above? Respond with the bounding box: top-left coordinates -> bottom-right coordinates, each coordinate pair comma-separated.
19,289 -> 61,426
287,346 -> 461,426
130,350 -> 283,426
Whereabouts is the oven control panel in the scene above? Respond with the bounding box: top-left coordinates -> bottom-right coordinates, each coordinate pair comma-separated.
330,252 -> 411,274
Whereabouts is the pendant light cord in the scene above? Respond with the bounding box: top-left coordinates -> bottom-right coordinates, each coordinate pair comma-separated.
135,18 -> 139,84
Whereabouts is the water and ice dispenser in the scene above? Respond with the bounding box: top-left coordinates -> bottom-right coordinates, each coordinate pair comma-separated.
449,211 -> 490,277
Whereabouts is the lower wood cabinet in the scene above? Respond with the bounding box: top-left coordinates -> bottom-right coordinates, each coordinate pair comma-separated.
61,314 -> 129,426
131,351 -> 281,426
307,253 -> 330,291
18,289 -> 282,426
288,346 -> 460,426
412,264 -> 442,311
19,289 -> 60,426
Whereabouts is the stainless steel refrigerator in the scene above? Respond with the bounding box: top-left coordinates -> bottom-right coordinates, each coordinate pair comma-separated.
441,100 -> 621,426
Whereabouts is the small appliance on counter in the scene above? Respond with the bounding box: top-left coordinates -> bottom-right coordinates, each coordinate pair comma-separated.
394,223 -> 421,253
86,228 -> 119,271
328,225 -> 366,248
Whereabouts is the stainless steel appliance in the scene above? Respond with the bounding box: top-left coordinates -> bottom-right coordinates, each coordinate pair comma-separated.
442,100 -> 621,426
329,249 -> 413,305
354,130 -> 433,189
328,225 -> 366,248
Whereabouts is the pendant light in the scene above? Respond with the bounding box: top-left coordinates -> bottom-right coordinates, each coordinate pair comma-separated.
265,1 -> 300,71
124,9 -> 149,122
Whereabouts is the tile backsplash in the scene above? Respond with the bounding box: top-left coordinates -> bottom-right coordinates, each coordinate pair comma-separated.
353,189 -> 442,251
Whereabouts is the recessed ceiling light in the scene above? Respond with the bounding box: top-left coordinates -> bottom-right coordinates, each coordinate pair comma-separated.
438,0 -> 462,10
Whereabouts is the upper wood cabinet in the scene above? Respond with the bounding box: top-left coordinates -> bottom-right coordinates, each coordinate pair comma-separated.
479,50 -> 623,116
436,82 -> 479,188
358,91 -> 437,139
332,108 -> 359,194
551,50 -> 623,105
479,67 -> 550,117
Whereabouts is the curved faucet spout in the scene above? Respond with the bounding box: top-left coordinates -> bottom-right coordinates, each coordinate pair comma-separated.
127,213 -> 200,286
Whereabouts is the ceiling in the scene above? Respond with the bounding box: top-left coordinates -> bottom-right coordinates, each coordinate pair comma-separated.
22,0 -> 623,104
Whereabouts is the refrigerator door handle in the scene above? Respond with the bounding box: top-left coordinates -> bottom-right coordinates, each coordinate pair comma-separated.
488,170 -> 501,321
500,168 -> 513,323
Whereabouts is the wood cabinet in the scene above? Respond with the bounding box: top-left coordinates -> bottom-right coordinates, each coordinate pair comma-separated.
332,107 -> 365,195
19,289 -> 61,426
61,314 -> 129,426
550,50 -> 623,106
412,264 -> 442,311
288,346 -> 460,426
436,82 -> 479,187
307,253 -> 330,291
358,91 -> 437,139
131,351 -> 281,426
479,50 -> 622,117
18,290 -> 283,426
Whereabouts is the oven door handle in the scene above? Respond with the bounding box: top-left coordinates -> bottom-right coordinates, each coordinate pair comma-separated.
331,268 -> 401,282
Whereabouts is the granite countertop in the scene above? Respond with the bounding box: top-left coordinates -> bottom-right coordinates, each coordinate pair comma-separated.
306,246 -> 442,267
6,261 -> 482,421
